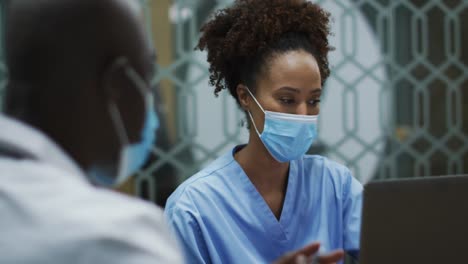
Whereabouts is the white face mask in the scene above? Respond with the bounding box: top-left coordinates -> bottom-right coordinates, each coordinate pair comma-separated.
246,88 -> 318,162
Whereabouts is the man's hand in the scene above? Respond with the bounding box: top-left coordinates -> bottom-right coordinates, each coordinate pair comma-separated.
273,243 -> 344,264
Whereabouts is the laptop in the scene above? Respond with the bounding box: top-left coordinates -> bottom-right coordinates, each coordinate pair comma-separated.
359,175 -> 468,264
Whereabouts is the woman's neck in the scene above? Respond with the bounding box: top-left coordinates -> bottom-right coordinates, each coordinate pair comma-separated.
234,134 -> 289,193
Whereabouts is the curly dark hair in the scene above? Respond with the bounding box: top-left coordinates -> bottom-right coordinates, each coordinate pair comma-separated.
196,0 -> 333,105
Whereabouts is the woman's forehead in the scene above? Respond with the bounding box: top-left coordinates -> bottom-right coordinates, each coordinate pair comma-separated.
258,51 -> 322,91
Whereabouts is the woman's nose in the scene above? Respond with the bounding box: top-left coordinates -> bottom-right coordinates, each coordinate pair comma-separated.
296,103 -> 308,115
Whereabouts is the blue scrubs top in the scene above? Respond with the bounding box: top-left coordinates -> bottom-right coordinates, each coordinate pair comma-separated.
165,146 -> 363,263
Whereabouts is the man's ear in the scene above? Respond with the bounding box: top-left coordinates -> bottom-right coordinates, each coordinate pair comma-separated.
236,84 -> 250,111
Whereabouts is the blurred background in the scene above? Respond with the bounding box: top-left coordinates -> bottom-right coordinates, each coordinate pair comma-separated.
0,0 -> 467,207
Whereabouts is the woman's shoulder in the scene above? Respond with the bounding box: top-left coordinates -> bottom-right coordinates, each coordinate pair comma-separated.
299,154 -> 360,188
301,154 -> 352,176
299,154 -> 363,199
165,150 -> 238,213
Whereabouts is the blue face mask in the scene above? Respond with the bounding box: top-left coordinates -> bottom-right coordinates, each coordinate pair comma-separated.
246,88 -> 318,163
89,58 -> 159,187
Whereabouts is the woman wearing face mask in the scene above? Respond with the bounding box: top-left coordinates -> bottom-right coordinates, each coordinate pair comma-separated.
165,1 -> 362,263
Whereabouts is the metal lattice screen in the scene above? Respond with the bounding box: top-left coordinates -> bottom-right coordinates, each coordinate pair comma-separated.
0,2 -> 5,111
1,0 -> 467,205
143,0 -> 468,204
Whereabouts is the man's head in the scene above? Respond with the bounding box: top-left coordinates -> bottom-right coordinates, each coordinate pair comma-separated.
4,0 -> 157,185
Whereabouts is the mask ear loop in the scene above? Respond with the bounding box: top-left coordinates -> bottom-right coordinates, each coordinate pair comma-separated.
247,111 -> 262,137
106,58 -> 132,185
107,57 -> 132,147
124,65 -> 152,106
244,87 -> 264,137
123,59 -> 156,130
108,56 -> 153,146
245,87 -> 266,113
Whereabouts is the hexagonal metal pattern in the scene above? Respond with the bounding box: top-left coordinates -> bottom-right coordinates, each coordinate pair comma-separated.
0,0 -> 467,203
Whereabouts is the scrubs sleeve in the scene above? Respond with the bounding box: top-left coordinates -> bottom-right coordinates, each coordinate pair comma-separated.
342,170 -> 363,253
166,207 -> 211,264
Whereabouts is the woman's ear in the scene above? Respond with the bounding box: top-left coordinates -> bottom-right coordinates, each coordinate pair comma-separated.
236,84 -> 250,111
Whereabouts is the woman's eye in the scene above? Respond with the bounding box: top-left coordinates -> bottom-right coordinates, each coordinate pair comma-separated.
279,98 -> 295,104
309,99 -> 321,106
